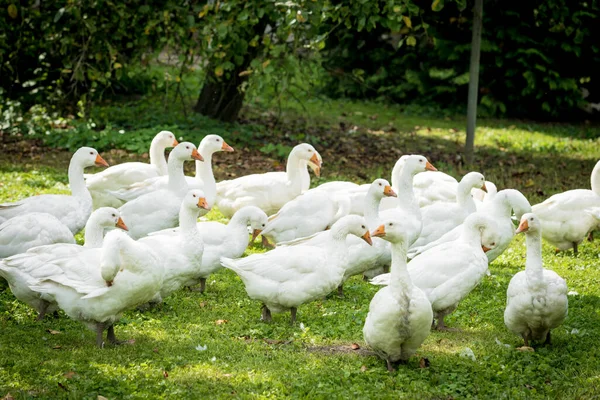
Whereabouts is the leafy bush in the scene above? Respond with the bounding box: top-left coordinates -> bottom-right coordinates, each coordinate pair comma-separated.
321,0 -> 600,119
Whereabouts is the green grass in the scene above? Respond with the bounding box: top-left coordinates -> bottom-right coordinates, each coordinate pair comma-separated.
2,88 -> 600,398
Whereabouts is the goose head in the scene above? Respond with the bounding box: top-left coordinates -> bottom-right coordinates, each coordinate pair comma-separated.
292,143 -> 322,177
480,229 -> 499,253
392,154 -> 436,182
199,134 -> 234,157
154,130 -> 179,148
74,147 -> 109,168
171,142 -> 203,162
330,215 -> 372,245
92,207 -> 128,231
515,212 -> 541,235
369,178 -> 397,199
246,207 -> 269,241
461,172 -> 486,192
370,218 -> 408,245
184,189 -> 210,211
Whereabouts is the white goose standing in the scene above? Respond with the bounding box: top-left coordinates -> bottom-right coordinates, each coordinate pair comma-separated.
504,213 -> 568,349
85,130 -> 178,208
118,142 -> 203,239
363,219 -> 433,371
532,160 -> 600,254
221,215 -> 371,323
0,147 -> 109,234
216,143 -> 322,218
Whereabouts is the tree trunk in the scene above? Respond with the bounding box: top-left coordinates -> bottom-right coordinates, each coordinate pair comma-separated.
193,62 -> 250,123
465,0 -> 484,165
194,19 -> 269,123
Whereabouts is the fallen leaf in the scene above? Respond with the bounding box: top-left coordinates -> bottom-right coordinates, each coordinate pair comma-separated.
2,393 -> 14,400
199,301 -> 207,308
52,345 -> 62,350
351,343 -> 360,350
419,357 -> 430,368
123,339 -> 136,345
215,319 -> 228,325
153,348 -> 159,353
222,373 -> 232,378
63,371 -> 77,379
163,371 -> 168,378
98,396 -> 108,400
360,365 -> 367,372
46,329 -> 61,335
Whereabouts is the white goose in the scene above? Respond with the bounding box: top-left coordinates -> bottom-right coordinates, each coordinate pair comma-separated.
221,215 -> 371,323
29,230 -> 164,346
474,181 -> 497,211
363,219 -> 433,371
86,130 -> 178,208
110,134 -> 233,208
150,206 -> 269,293
371,213 -> 499,330
532,160 -> 600,254
0,147 -> 108,234
140,190 -> 209,303
378,155 -> 437,247
504,213 -> 568,349
0,208 -> 128,320
412,171 -> 458,207
216,143 -> 322,218
278,179 -> 396,296
410,189 -> 531,262
409,172 -> 486,254
0,207 -> 127,258
118,142 -> 203,239
260,191 -> 351,245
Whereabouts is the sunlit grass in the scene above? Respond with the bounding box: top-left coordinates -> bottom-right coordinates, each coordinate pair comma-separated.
2,112 -> 600,398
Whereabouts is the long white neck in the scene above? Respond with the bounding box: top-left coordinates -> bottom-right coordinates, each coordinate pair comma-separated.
179,205 -> 201,234
83,217 -> 106,248
225,210 -> 253,249
149,138 -> 168,175
167,156 -> 189,194
195,147 -> 216,206
525,229 -> 544,284
591,160 -> 600,195
394,167 -> 419,215
286,152 -> 306,193
457,180 -> 476,214
389,240 -> 413,301
68,159 -> 91,201
364,191 -> 383,228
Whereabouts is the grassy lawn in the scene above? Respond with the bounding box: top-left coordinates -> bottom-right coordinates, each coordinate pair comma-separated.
1,94 -> 600,398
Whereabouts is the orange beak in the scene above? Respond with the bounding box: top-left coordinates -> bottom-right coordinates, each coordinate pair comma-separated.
361,231 -> 373,246
115,217 -> 128,231
172,139 -> 179,147
516,219 -> 529,234
309,153 -> 322,177
425,161 -> 437,171
191,148 -> 204,162
251,229 -> 262,242
383,185 -> 397,197
221,141 -> 234,152
482,245 -> 492,253
197,197 -> 210,210
95,154 -> 109,168
481,183 -> 488,193
371,224 -> 386,238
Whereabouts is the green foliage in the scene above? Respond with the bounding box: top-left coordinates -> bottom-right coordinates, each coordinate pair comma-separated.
321,0 -> 600,119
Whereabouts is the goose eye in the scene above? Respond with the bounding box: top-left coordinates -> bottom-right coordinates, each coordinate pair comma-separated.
90,151 -> 94,155
491,242 -> 496,246
111,213 -> 116,217
378,183 -> 382,186
389,223 -> 393,226
361,225 -> 365,229
262,223 -> 266,227
193,194 -> 196,197
419,159 -> 423,162
186,146 -> 190,149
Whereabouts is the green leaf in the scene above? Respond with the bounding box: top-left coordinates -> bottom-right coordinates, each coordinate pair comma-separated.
406,36 -> 417,46
431,0 -> 444,12
54,7 -> 65,23
7,4 -> 17,19
237,10 -> 249,21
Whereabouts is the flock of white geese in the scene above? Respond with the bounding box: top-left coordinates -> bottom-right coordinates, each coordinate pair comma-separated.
0,130 -> 597,371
